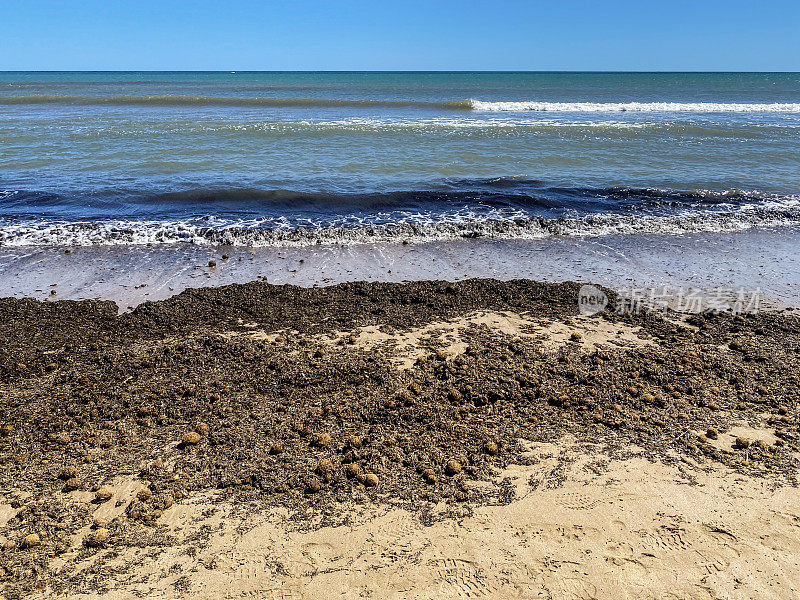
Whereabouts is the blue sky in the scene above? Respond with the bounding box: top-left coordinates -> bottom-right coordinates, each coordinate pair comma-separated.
1,0 -> 799,71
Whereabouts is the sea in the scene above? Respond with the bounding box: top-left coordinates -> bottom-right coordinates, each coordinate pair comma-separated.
1,71 -> 799,248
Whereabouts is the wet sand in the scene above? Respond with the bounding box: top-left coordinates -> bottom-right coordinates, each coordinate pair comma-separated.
2,227 -> 799,310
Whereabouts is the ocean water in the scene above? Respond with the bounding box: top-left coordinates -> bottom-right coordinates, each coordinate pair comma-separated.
1,71 -> 799,247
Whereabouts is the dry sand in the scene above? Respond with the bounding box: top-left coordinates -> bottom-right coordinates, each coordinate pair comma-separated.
33,434 -> 800,600
226,310 -> 654,370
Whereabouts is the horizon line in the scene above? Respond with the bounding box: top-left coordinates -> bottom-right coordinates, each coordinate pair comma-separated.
1,70 -> 799,74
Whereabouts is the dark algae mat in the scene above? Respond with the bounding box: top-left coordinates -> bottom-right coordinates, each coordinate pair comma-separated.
0,279 -> 798,597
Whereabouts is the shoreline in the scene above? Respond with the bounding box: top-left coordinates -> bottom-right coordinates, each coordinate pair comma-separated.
0,277 -> 799,598
2,227 -> 799,311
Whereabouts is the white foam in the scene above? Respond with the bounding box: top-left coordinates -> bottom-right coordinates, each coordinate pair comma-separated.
468,100 -> 800,113
2,198 -> 798,248
156,117 -> 654,134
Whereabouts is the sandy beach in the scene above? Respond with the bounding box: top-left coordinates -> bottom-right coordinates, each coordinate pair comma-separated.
0,276 -> 798,598
2,22 -> 800,600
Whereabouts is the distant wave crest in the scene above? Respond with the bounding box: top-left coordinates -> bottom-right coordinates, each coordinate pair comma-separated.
0,94 -> 472,110
3,94 -> 800,113
468,100 -> 800,113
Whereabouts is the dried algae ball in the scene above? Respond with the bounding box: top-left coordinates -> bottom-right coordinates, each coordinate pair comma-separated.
58,466 -> 78,480
423,468 -> 437,484
85,528 -> 110,548
448,388 -> 463,403
484,441 -> 499,456
445,460 -> 462,476
21,534 -> 40,549
95,487 -> 114,502
305,478 -> 322,494
196,422 -> 210,436
312,432 -> 332,448
363,473 -> 379,487
137,488 -> 153,502
345,463 -> 362,479
64,477 -> 81,491
706,427 -> 719,440
315,459 -> 334,476
182,431 -> 202,445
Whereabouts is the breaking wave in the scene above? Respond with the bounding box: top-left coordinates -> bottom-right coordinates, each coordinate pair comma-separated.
468,101 -> 800,113
1,187 -> 798,247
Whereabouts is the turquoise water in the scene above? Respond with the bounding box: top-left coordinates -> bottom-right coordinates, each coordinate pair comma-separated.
0,71 -> 799,246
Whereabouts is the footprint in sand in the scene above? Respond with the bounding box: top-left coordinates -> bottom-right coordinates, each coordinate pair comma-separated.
637,525 -> 693,552
546,577 -> 599,600
380,539 -> 415,564
603,541 -> 650,575
429,558 -> 508,598
552,491 -> 607,511
224,584 -> 303,600
374,511 -> 420,540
